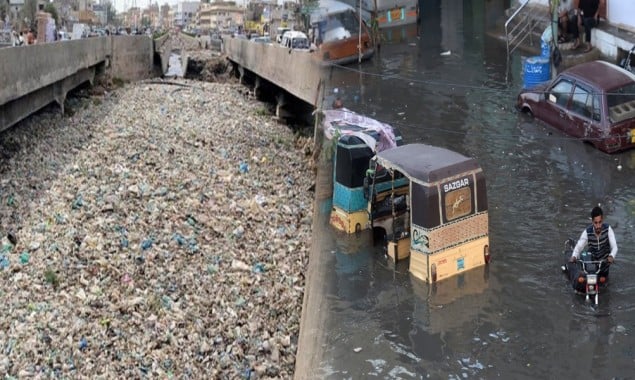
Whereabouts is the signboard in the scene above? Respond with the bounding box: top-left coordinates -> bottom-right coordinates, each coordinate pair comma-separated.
441,176 -> 473,222
412,225 -> 430,253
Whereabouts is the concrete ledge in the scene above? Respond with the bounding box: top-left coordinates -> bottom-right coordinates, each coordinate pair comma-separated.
1,36 -> 156,132
294,134 -> 334,380
0,38 -> 109,106
154,34 -> 172,75
225,38 -> 324,106
0,67 -> 95,133
110,36 -> 154,81
594,25 -> 635,62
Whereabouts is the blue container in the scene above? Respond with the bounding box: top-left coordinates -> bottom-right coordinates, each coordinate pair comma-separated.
540,40 -> 550,58
523,56 -> 551,89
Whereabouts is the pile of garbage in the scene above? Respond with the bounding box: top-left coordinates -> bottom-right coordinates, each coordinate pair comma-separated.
0,79 -> 315,378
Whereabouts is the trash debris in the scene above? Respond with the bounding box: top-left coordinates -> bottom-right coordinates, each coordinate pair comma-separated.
0,255 -> 9,270
239,162 -> 249,174
79,337 -> 88,351
0,76 -> 314,378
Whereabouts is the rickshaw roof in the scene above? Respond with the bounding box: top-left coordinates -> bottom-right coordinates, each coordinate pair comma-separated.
375,144 -> 480,183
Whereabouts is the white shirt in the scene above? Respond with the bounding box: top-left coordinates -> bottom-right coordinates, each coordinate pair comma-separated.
558,0 -> 573,15
571,225 -> 618,259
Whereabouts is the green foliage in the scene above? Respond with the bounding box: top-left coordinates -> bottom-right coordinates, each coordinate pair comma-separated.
43,3 -> 59,27
22,0 -> 38,29
104,0 -> 117,25
0,1 -> 8,22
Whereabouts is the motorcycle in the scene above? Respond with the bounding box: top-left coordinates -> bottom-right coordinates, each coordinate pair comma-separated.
562,238 -> 610,306
620,45 -> 634,73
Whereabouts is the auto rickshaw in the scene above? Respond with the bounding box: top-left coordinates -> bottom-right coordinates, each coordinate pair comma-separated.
365,143 -> 490,283
322,108 -> 402,233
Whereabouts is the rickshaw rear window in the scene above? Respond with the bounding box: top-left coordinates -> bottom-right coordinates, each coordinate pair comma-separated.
444,187 -> 472,221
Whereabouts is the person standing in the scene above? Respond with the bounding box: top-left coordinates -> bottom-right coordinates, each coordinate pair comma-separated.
577,0 -> 600,52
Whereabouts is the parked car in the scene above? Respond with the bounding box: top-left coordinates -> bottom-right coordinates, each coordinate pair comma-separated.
251,36 -> 271,44
275,27 -> 291,44
279,30 -> 311,51
517,60 -> 635,154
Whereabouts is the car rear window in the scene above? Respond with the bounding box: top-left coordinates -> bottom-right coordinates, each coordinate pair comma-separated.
607,83 -> 635,123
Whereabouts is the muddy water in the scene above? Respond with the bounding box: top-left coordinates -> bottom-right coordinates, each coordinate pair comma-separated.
315,0 -> 635,378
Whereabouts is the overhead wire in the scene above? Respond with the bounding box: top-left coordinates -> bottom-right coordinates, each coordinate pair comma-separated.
320,63 -> 635,144
325,61 -> 635,97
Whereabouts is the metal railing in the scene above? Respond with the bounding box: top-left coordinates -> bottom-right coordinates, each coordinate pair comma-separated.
504,0 -> 541,58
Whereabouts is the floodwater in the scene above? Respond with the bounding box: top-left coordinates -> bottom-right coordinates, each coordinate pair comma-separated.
314,0 -> 635,378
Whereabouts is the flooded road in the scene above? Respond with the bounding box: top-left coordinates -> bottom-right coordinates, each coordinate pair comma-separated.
314,0 -> 635,378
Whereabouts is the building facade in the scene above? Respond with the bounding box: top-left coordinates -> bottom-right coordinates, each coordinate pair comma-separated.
173,1 -> 199,29
198,1 -> 243,31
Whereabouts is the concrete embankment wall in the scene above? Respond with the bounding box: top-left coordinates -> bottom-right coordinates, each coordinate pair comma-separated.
0,36 -> 156,106
0,35 -> 156,132
154,33 -> 172,75
225,38 -> 324,106
0,38 -> 110,106
110,35 -> 155,81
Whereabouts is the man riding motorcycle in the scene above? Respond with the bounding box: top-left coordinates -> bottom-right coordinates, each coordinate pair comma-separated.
566,206 -> 618,291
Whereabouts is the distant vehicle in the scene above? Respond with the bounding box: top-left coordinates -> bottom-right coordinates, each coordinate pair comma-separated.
88,29 -> 107,37
279,30 -> 310,50
58,31 -> 71,41
310,0 -> 374,65
275,27 -> 291,44
72,23 -> 88,39
517,60 -> 635,154
252,36 -> 271,44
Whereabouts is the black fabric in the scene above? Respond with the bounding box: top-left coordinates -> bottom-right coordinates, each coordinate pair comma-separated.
335,135 -> 373,188
553,47 -> 562,68
578,0 -> 599,18
585,223 -> 611,261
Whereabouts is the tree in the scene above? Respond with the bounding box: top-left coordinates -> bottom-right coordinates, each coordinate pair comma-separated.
1,0 -> 9,24
44,3 -> 59,27
22,0 -> 38,30
104,0 -> 116,25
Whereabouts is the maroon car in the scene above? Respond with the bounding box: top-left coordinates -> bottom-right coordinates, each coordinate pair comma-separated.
517,60 -> 635,154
